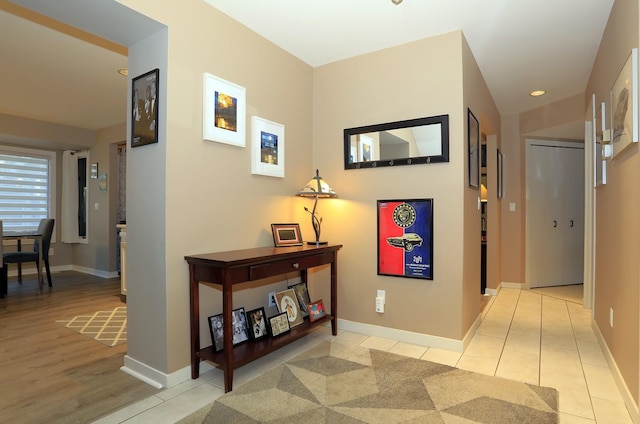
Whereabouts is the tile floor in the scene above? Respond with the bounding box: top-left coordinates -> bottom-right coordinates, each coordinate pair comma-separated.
94,288 -> 633,423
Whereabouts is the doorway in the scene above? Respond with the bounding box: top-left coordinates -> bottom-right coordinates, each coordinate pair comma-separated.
525,139 -> 585,288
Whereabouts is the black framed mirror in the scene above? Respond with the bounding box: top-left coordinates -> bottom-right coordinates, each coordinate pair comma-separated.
344,115 -> 449,169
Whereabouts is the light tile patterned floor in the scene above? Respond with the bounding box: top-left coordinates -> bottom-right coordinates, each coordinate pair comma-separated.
94,288 -> 633,423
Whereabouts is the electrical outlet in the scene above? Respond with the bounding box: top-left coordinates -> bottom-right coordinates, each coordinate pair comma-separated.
268,292 -> 276,307
375,296 -> 384,313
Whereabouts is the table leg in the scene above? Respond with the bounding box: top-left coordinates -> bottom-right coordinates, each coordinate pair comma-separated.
223,276 -> 234,392
189,264 -> 200,379
331,252 -> 338,336
36,236 -> 44,288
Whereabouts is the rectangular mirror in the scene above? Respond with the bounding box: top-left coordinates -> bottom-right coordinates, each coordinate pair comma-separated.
344,115 -> 449,169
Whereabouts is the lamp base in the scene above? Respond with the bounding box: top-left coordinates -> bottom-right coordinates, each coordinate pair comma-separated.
307,241 -> 328,246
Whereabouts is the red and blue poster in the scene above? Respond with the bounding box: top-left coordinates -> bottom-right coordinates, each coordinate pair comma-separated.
378,199 -> 433,280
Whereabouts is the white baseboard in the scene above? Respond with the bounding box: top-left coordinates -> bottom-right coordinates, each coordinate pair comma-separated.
7,264 -> 118,279
71,264 -> 119,279
501,281 -> 525,289
591,320 -> 640,423
122,354 -> 215,389
337,318 -> 467,353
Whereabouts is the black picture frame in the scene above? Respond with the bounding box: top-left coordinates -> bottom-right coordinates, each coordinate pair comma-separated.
288,281 -> 311,318
377,199 -> 434,280
268,312 -> 290,338
207,307 -> 250,352
207,313 -> 224,352
467,108 -> 479,188
245,307 -> 268,341
131,68 -> 159,148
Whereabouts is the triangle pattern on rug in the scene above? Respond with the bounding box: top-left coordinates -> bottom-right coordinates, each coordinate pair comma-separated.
56,306 -> 127,347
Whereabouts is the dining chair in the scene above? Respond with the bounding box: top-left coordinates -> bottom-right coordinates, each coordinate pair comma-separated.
3,218 -> 55,288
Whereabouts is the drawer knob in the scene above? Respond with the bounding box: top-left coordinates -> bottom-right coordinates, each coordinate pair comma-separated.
292,263 -> 299,269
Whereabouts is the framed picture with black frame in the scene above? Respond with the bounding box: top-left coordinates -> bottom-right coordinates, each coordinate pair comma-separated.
245,307 -> 268,341
377,199 -> 434,280
467,108 -> 479,188
131,68 -> 159,148
268,312 -> 290,338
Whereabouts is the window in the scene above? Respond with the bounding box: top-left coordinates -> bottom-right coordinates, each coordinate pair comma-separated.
0,146 -> 56,233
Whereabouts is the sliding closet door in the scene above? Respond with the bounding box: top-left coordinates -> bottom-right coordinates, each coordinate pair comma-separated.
526,140 -> 584,288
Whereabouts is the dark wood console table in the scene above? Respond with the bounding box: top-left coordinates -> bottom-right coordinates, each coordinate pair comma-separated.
185,244 -> 342,392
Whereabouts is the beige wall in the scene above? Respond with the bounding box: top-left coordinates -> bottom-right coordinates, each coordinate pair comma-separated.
585,0 -> 640,404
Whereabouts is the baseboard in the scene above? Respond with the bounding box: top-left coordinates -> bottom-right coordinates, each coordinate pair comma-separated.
7,264 -> 118,279
122,354 -> 215,389
501,281 -> 525,290
71,265 -> 119,279
337,318 -> 465,353
591,320 -> 640,423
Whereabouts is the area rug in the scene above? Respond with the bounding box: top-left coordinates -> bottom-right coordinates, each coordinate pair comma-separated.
56,306 -> 127,347
178,340 -> 558,423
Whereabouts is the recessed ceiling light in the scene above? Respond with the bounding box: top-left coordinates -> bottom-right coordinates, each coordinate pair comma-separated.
529,90 -> 546,97
117,68 -> 128,76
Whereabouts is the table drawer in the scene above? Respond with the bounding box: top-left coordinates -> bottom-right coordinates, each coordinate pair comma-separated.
249,252 -> 332,280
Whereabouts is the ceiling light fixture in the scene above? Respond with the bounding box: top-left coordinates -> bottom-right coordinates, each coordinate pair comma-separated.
391,0 -> 403,4
529,90 -> 546,97
117,68 -> 128,77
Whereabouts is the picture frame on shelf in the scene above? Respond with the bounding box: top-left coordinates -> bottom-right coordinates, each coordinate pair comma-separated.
207,313 -> 224,352
288,281 -> 311,318
203,73 -> 246,147
467,108 -> 480,188
377,199 -> 434,280
131,68 -> 159,148
245,307 -> 268,341
275,288 -> 304,327
231,307 -> 249,346
610,48 -> 638,158
268,312 -> 290,337
251,116 -> 285,178
307,299 -> 326,323
271,223 -> 303,247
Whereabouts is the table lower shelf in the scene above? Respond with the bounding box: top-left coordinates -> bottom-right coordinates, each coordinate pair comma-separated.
197,315 -> 334,368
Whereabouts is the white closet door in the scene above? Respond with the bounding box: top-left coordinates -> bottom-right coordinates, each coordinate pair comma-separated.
526,140 -> 584,288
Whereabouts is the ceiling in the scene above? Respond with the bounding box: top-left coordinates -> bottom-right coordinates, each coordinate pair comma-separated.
0,0 -> 615,140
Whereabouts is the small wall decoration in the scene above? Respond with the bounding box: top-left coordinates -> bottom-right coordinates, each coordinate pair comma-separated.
245,307 -> 268,341
98,174 -> 108,192
288,281 -> 311,318
378,199 -> 434,280
595,101 -> 606,187
131,68 -> 159,148
307,299 -> 326,323
251,116 -> 285,177
275,288 -> 304,327
271,223 -> 303,247
610,48 -> 638,158
268,312 -> 290,337
203,73 -> 246,147
467,108 -> 480,188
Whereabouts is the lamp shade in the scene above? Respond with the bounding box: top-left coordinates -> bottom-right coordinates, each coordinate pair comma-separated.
296,169 -> 337,198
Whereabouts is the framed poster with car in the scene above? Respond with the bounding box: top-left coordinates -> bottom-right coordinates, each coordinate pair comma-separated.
377,199 -> 434,280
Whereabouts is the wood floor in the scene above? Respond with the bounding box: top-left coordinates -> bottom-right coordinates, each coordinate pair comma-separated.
0,271 -> 160,424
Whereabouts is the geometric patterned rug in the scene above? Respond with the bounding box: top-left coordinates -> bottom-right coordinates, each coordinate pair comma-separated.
178,340 -> 558,423
56,306 -> 127,347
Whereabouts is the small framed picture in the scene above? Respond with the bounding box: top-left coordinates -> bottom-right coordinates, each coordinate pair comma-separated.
307,299 -> 327,323
275,288 -> 305,327
251,116 -> 285,178
467,108 -> 479,189
207,313 -> 224,352
271,223 -> 303,247
203,72 -> 246,147
231,307 -> 250,346
245,307 -> 268,341
131,68 -> 159,148
268,312 -> 290,337
288,281 -> 311,318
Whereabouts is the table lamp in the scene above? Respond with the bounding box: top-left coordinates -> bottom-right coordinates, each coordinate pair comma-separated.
296,169 -> 337,245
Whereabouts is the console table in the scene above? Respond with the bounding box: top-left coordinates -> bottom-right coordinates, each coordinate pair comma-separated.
185,244 -> 342,392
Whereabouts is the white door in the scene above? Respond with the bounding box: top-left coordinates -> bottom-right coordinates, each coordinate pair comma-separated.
526,140 -> 584,288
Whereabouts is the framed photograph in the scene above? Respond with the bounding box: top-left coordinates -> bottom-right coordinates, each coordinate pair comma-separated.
275,288 -> 304,327
203,73 -> 246,147
251,116 -> 285,178
497,149 -> 504,199
231,307 -> 250,346
377,199 -> 434,280
245,307 -> 268,341
271,223 -> 303,247
131,68 -> 159,148
467,108 -> 480,188
207,313 -> 224,352
610,48 -> 638,158
359,134 -> 373,162
268,312 -> 290,338
288,281 -> 311,318
307,299 -> 326,323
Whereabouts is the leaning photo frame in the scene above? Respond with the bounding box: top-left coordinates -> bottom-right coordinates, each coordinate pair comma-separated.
271,223 -> 303,247
245,307 -> 268,341
275,288 -> 305,327
307,299 -> 326,323
131,69 -> 159,148
268,312 -> 290,338
288,281 -> 311,318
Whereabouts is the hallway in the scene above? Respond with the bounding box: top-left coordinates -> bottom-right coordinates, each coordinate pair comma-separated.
96,287 -> 632,423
